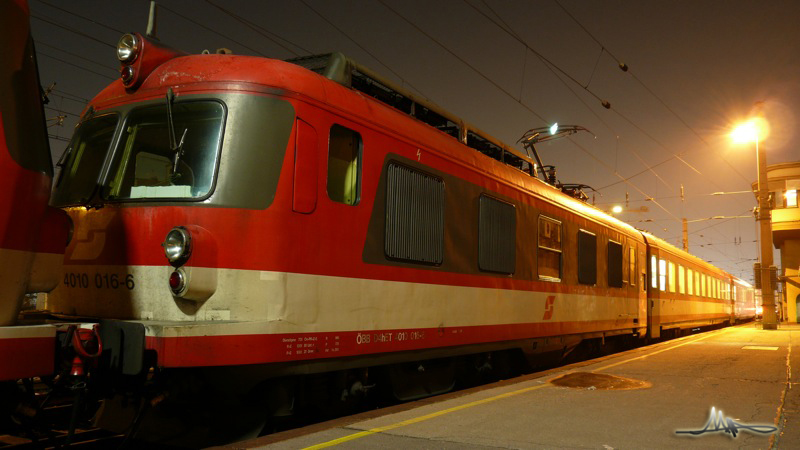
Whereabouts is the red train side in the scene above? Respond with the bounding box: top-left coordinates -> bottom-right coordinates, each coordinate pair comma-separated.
0,0 -> 68,384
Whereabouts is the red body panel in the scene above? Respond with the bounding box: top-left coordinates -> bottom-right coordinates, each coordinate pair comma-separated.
0,331 -> 54,381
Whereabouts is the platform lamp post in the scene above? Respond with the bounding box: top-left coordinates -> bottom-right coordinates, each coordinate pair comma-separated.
731,112 -> 778,329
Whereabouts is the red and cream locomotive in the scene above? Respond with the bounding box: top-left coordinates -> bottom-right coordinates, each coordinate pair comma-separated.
5,24 -> 755,445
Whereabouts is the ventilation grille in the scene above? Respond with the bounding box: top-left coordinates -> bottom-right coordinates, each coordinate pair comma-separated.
479,195 -> 516,274
385,163 -> 445,264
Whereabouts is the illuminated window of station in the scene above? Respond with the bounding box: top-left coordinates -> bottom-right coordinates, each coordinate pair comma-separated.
787,186 -> 798,208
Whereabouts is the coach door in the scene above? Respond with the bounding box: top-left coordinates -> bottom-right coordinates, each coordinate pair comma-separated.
644,239 -> 661,339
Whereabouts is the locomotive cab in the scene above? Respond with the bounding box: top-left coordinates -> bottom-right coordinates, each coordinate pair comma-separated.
47,34 -> 298,322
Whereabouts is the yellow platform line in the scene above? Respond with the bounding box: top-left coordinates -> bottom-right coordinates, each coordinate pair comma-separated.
304,382 -> 551,449
592,328 -> 722,372
306,327 -> 730,448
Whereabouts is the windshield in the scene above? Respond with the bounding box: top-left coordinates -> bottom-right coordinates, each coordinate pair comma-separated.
51,114 -> 119,206
102,101 -> 224,200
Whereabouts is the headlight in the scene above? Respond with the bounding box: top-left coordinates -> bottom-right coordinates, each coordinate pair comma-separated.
117,33 -> 140,63
162,227 -> 192,265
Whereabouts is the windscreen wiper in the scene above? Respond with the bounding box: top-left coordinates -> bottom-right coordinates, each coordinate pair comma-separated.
165,88 -> 188,181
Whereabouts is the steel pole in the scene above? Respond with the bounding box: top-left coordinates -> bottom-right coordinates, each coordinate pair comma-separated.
756,134 -> 778,329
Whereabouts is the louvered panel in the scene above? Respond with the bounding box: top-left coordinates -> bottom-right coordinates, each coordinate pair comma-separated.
478,195 -> 516,274
385,163 -> 444,264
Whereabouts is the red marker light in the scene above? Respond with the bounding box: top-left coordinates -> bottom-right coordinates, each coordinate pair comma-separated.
121,66 -> 135,85
168,270 -> 185,295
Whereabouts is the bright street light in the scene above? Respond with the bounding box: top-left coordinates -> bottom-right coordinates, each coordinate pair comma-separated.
611,205 -> 623,214
730,117 -> 769,144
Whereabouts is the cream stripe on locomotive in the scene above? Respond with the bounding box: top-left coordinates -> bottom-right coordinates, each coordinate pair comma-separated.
47,265 -> 641,337
0,248 -> 38,325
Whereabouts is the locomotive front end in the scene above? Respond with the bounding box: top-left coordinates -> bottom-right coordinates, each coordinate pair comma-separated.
46,33 -> 298,370
41,32 -> 308,443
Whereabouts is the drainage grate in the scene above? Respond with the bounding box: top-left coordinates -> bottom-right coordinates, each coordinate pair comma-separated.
550,372 -> 651,390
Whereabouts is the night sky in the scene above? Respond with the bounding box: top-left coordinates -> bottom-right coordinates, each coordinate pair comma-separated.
29,0 -> 800,282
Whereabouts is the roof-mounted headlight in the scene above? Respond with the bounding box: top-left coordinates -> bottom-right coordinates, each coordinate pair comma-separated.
162,226 -> 192,266
117,33 -> 140,63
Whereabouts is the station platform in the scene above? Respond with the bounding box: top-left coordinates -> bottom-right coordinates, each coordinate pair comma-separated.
227,323 -> 800,449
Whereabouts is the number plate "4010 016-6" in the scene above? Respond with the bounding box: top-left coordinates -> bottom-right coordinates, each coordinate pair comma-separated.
63,272 -> 135,290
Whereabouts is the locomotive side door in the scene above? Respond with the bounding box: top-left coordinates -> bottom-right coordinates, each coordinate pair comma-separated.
292,118 -> 318,213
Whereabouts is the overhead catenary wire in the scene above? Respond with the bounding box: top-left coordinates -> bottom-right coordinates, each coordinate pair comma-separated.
35,41 -> 117,74
298,0 -> 431,101
377,0 -> 551,124
464,0 -> 698,195
204,0 -> 310,56
552,0 -> 753,191
50,88 -> 91,103
379,0 -> 692,226
45,106 -> 81,118
159,4 -> 269,57
372,0 -> 694,223
594,189 -> 755,206
31,14 -> 116,49
467,1 -> 746,265
457,1 -> 683,220
37,51 -> 116,81
33,0 -> 125,35
48,92 -> 90,107
477,0 -> 621,138
48,134 -> 71,142
456,1 -> 608,107
464,0 -> 699,197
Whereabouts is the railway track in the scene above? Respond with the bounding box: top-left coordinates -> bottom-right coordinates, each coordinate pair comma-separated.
0,383 -> 122,450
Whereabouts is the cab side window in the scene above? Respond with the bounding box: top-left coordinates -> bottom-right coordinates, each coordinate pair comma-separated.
608,240 -> 623,287
578,230 -> 597,285
538,216 -> 562,281
327,124 -> 361,205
